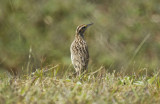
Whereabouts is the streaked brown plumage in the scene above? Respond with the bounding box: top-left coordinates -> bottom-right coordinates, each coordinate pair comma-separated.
70,23 -> 93,76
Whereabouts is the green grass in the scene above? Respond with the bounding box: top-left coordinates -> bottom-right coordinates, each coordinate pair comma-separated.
0,66 -> 160,104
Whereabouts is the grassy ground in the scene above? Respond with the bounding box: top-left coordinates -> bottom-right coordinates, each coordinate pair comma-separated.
0,65 -> 160,104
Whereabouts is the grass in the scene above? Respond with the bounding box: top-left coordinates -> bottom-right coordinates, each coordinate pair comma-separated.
0,65 -> 160,104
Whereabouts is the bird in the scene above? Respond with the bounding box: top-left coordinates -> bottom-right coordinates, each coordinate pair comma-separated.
70,23 -> 93,76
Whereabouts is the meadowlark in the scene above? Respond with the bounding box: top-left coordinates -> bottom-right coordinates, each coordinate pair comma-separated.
70,23 -> 93,76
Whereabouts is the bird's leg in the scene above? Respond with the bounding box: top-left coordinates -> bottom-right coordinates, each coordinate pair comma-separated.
79,70 -> 81,76
76,72 -> 79,76
76,71 -> 81,77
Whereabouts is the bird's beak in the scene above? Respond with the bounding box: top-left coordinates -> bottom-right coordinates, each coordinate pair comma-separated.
86,23 -> 93,28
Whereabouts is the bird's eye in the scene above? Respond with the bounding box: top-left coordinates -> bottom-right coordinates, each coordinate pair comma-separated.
82,27 -> 85,29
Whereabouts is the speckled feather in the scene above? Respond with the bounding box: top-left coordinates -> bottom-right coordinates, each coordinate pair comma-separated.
70,24 -> 90,75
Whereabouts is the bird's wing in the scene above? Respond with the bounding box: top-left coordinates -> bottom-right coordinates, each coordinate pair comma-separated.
70,41 -> 80,70
70,40 -> 89,71
81,43 -> 89,69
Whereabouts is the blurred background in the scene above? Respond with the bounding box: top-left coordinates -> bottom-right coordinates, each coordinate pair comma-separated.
0,0 -> 160,75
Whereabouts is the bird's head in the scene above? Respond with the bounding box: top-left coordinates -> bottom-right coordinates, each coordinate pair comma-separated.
76,23 -> 93,35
